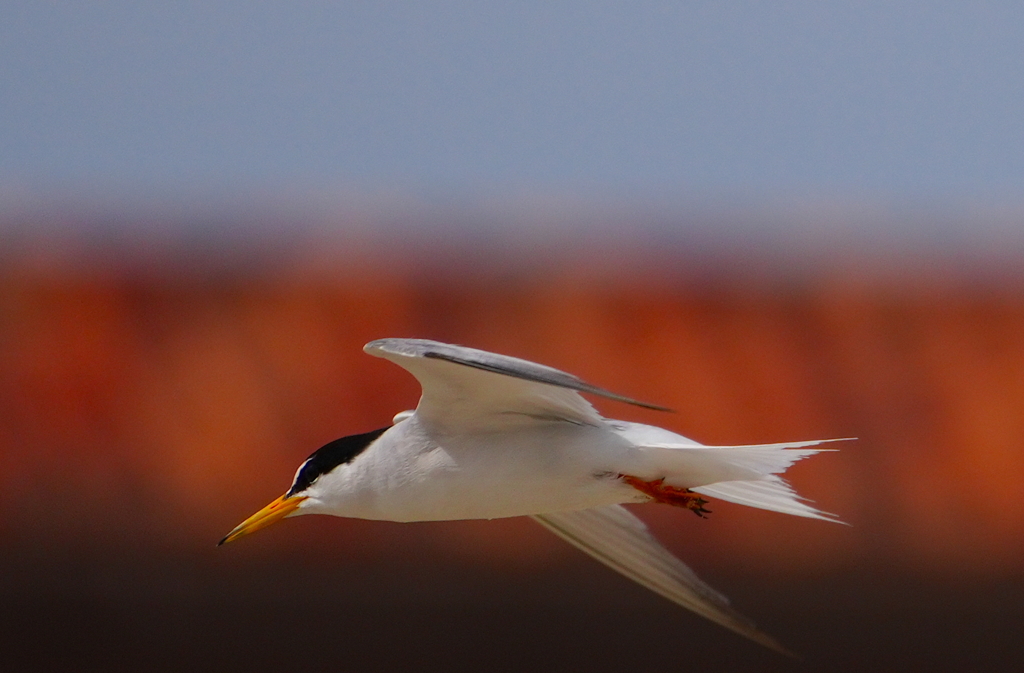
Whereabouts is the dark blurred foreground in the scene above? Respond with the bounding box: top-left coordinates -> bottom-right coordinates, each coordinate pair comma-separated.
3,549 -> 1021,673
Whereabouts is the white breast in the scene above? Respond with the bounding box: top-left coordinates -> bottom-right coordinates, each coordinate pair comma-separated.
304,416 -> 644,522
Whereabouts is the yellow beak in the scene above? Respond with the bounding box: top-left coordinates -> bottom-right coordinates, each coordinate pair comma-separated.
218,493 -> 307,546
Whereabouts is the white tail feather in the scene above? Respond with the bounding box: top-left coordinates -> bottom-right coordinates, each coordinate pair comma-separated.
693,477 -> 841,522
633,438 -> 851,522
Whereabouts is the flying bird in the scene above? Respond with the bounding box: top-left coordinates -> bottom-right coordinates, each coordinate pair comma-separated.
220,338 -> 844,654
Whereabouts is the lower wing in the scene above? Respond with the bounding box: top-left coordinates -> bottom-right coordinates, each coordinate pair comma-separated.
531,504 -> 793,655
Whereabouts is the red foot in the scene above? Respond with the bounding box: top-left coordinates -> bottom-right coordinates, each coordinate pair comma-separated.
620,475 -> 712,518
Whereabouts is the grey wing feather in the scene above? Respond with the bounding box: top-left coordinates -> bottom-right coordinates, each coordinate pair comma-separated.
367,338 -> 670,412
531,505 -> 794,656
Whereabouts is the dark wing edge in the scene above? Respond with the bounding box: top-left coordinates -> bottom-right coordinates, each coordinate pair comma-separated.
371,338 -> 671,412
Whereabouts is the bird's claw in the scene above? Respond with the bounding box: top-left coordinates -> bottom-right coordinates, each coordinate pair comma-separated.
620,475 -> 712,518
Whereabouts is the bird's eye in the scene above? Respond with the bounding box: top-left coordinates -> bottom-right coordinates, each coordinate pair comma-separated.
286,427 -> 390,496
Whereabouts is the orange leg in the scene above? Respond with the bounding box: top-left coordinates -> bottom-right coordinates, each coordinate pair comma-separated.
620,475 -> 712,518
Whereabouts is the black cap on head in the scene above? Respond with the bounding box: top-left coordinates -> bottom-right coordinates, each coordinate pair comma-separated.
287,426 -> 390,497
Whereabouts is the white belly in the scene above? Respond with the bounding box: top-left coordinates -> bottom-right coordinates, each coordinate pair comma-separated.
326,417 -> 644,522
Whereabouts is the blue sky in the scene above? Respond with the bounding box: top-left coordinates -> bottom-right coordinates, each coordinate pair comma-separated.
3,2 -> 1024,200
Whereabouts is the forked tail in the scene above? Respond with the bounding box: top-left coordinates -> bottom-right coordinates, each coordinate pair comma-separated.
632,438 -> 852,522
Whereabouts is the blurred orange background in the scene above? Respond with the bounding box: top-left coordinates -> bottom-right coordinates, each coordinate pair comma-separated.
2,207 -> 1023,671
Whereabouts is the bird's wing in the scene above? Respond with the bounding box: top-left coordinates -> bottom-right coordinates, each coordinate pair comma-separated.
364,338 -> 668,431
531,505 -> 792,655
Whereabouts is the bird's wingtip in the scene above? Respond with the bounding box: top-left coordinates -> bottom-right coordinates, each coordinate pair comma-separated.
364,338 -> 424,358
742,626 -> 800,658
363,339 -> 385,355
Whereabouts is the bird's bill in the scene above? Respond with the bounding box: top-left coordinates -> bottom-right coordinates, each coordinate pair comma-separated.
218,493 -> 307,546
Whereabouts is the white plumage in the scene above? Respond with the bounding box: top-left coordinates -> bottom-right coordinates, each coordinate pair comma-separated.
221,338 -> 847,654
